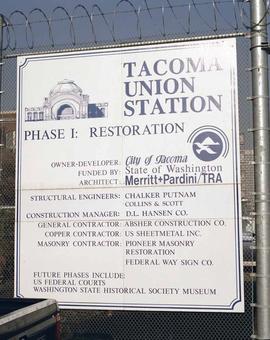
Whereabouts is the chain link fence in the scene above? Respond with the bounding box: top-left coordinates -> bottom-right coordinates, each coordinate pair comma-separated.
0,1 -> 258,339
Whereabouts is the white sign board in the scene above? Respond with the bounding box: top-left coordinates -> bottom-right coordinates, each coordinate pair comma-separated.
15,38 -> 244,312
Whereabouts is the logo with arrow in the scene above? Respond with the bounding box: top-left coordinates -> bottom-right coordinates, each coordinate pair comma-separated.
188,126 -> 229,162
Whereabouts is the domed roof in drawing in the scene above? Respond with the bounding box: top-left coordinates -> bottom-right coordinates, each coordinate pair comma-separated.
49,79 -> 82,97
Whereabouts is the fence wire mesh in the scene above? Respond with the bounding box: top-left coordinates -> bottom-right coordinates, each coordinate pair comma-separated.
0,1 -> 258,339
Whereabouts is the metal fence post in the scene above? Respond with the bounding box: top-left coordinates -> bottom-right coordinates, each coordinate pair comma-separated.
250,0 -> 270,338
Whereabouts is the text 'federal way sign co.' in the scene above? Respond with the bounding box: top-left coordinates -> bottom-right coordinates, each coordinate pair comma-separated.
15,38 -> 244,312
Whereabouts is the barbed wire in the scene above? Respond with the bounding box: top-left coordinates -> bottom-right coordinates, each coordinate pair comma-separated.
0,0 -> 265,51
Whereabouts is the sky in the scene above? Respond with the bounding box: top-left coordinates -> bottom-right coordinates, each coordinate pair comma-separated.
1,0 -> 110,13
1,0 -> 156,13
0,0 -> 250,50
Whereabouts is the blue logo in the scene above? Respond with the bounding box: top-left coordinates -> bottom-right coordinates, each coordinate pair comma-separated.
188,126 -> 229,162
